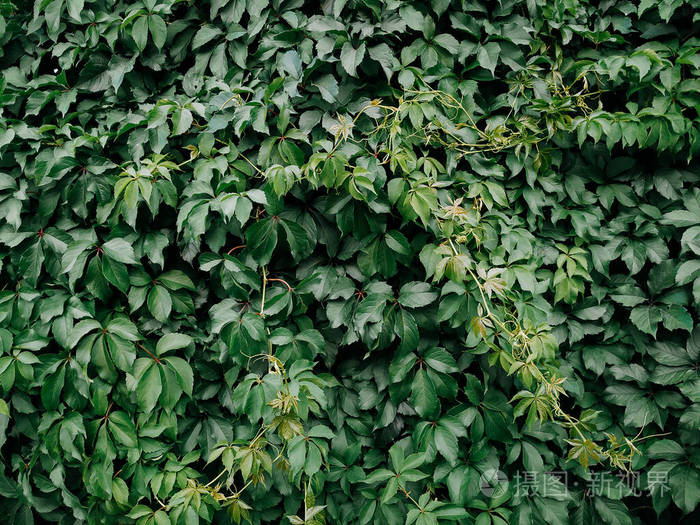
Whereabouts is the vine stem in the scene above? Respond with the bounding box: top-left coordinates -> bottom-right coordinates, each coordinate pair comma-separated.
176,156 -> 195,168
400,487 -> 422,510
222,479 -> 253,500
556,405 -> 588,441
204,468 -> 228,488
259,266 -> 267,316
326,101 -> 379,157
227,244 -> 246,255
445,237 -> 516,339
239,151 -> 265,177
137,343 -> 161,363
632,432 -> 672,443
266,277 -> 293,292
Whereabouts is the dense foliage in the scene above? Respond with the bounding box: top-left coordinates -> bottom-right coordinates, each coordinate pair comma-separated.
0,0 -> 699,523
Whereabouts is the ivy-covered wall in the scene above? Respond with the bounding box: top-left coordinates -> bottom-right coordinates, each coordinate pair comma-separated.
0,1 -> 698,524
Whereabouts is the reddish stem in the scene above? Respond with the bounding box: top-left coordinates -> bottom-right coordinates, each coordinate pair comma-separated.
138,343 -> 161,364
266,278 -> 293,292
227,244 -> 246,255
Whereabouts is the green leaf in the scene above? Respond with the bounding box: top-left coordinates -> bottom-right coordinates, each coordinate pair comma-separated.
192,25 -> 223,50
669,465 -> 700,514
156,333 -> 193,355
287,437 -> 306,474
628,54 -> 651,80
477,42 -> 500,75
593,498 -> 633,525
148,285 -> 172,322
66,0 -> 84,21
136,362 -> 162,414
411,369 -> 438,418
647,440 -> 685,460
434,506 -> 469,521
394,308 -> 419,351
102,238 -> 138,265
381,477 -> 399,504
246,218 -> 278,265
662,305 -> 693,332
368,43 -> 396,80
158,270 -> 195,291
164,356 -> 194,397
435,425 -> 458,464
149,15 -> 167,50
630,305 -> 663,336
102,255 -> 130,293
398,281 -> 438,308
127,505 -> 153,519
241,313 -> 266,342
410,186 -> 437,226
314,75 -> 339,103
677,260 -> 700,285
423,347 -> 458,373
388,443 -> 404,471
363,468 -> 394,484
132,16 -> 149,51
108,411 -> 138,448
340,42 -> 365,77
41,365 -> 65,410
106,317 -> 140,341
304,442 -> 322,475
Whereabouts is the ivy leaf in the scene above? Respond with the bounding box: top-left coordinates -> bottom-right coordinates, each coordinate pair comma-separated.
662,305 -> 693,332
136,362 -> 163,414
108,411 -> 138,448
41,365 -> 65,410
435,425 -> 458,464
102,239 -> 138,265
594,498 -> 633,525
106,317 -> 140,341
158,270 -> 195,291
148,285 -> 172,322
246,218 -> 278,265
669,465 -> 700,514
163,357 -> 194,397
398,282 -> 438,308
411,369 -> 438,418
149,15 -> 167,50
0,400 -> 8,452
477,42 -> 500,75
676,260 -> 700,285
192,25 -> 223,50
132,16 -> 149,51
423,347 -> 458,373
66,0 -> 84,21
394,308 -> 419,351
340,42 -> 365,77
156,333 -> 193,355
630,305 -> 663,336
368,43 -> 396,80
